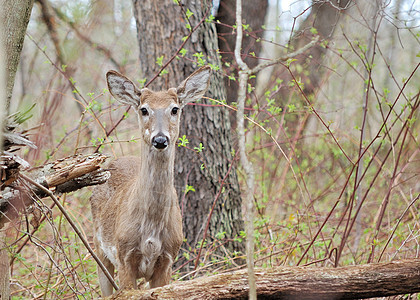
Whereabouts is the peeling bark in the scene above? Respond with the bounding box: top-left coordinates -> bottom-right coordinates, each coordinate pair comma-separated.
0,154 -> 110,227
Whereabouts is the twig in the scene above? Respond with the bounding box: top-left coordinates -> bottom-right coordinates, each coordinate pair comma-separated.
232,1 -> 321,296
352,7 -> 381,252
378,194 -> 420,262
250,37 -> 319,75
193,154 -> 237,271
50,4 -> 122,71
18,173 -> 119,291
9,202 -> 56,267
145,4 -> 210,87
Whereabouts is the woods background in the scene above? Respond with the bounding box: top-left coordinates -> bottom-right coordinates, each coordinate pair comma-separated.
1,0 -> 419,299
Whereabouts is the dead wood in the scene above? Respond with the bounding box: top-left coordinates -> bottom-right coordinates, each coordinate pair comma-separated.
0,153 -> 110,227
114,259 -> 420,300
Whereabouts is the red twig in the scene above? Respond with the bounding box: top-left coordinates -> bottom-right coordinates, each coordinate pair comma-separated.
193,153 -> 238,271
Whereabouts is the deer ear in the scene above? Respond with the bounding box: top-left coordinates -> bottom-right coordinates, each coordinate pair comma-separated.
176,66 -> 211,108
106,70 -> 141,107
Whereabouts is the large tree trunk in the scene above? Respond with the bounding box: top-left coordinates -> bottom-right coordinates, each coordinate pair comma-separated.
0,0 -> 34,113
132,0 -> 244,269
0,233 -> 8,300
116,259 -> 420,299
0,18 -> 8,300
0,1 -> 34,298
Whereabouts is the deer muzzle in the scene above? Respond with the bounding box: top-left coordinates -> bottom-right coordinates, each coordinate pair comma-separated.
152,134 -> 169,150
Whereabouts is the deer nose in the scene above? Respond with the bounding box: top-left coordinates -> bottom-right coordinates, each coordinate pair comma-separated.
152,134 -> 169,150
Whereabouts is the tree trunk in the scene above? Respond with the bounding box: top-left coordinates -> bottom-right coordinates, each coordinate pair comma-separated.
0,1 -> 34,298
132,0 -> 244,269
273,0 -> 352,97
0,15 -> 6,300
216,0 -> 268,104
0,0 -> 34,113
0,232 -> 9,300
115,259 -> 420,299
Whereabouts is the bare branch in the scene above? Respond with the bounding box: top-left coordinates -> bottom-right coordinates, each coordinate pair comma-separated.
250,36 -> 319,75
18,173 -> 119,291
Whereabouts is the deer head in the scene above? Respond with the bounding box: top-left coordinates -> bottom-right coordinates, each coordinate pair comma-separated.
106,66 -> 211,152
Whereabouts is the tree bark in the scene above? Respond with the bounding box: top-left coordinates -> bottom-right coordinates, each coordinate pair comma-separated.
115,259 -> 420,299
0,1 -> 34,298
0,0 -> 34,113
216,0 -> 268,104
273,0 -> 352,97
0,232 -> 9,300
0,11 -> 7,300
132,0 -> 244,268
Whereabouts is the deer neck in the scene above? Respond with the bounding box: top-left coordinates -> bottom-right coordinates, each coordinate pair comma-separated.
140,144 -> 175,188
130,141 -> 176,223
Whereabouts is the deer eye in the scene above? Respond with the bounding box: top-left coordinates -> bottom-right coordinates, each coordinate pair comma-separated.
171,107 -> 179,116
140,107 -> 149,116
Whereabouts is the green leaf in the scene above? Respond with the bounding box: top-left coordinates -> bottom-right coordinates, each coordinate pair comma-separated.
12,103 -> 36,124
287,103 -> 296,113
193,52 -> 204,58
185,8 -> 193,19
156,55 -> 164,67
310,27 -> 318,35
285,58 -> 297,67
215,231 -> 226,239
159,69 -> 169,76
194,143 -> 204,153
184,185 -> 196,194
206,14 -> 215,23
179,48 -> 188,57
178,135 -> 189,147
136,78 -> 147,88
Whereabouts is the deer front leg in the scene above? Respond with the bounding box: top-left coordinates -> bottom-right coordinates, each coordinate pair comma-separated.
95,247 -> 115,297
118,262 -> 137,290
149,254 -> 172,288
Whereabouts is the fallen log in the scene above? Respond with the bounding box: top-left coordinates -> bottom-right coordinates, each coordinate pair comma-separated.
115,259 -> 420,299
0,153 -> 110,227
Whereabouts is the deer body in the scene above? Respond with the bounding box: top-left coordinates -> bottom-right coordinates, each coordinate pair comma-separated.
90,67 -> 211,296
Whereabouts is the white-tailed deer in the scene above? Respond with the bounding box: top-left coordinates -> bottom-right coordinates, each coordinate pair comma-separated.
90,66 -> 211,296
